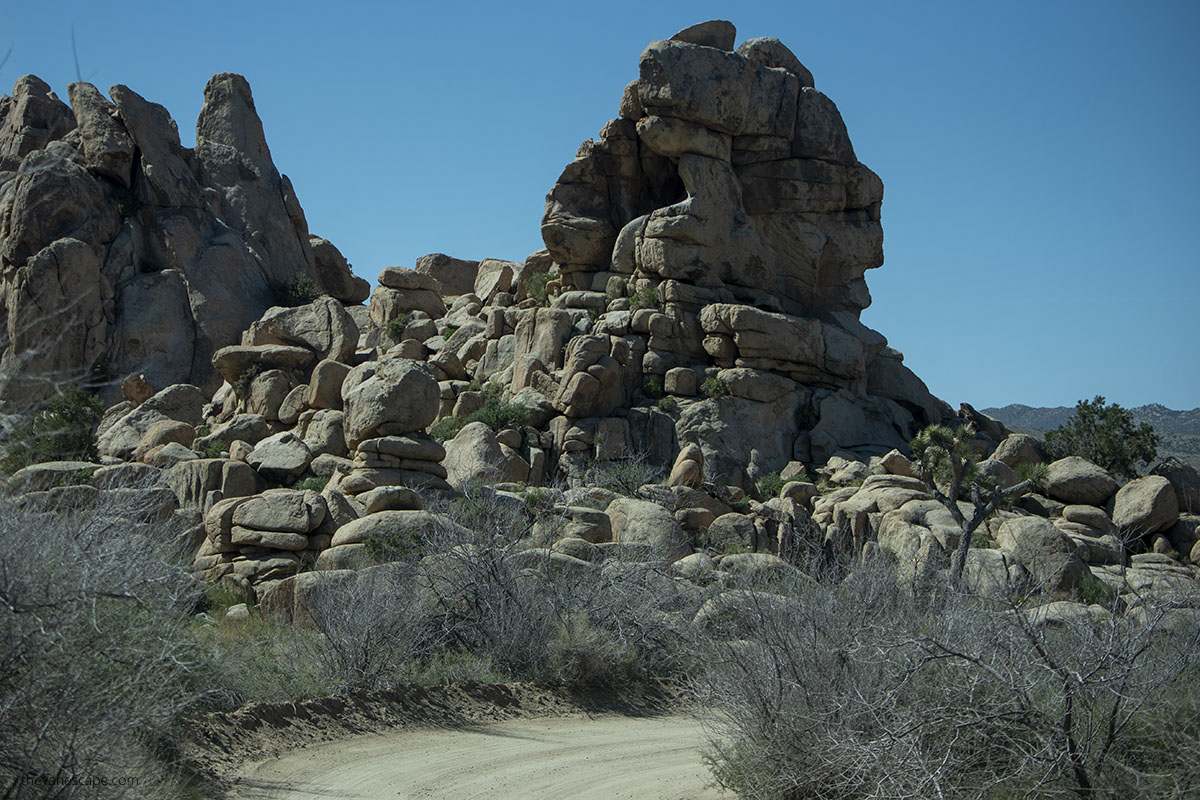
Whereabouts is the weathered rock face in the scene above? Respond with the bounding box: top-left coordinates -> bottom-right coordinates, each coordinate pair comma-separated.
0,73 -> 364,409
542,23 -> 880,317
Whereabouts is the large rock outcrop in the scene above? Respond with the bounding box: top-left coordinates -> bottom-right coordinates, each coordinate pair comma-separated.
528,20 -> 952,484
0,73 -> 368,409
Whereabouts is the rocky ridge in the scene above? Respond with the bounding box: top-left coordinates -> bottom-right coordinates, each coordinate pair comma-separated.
2,21 -> 1197,620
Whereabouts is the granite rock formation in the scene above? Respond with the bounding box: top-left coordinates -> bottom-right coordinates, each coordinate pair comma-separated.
528,20 -> 951,483
0,73 -> 368,409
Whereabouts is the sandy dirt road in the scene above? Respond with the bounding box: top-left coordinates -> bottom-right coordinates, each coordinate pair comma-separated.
232,713 -> 729,799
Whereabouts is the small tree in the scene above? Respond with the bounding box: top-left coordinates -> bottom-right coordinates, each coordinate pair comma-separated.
1045,395 -> 1159,480
0,386 -> 103,473
910,424 -> 1043,588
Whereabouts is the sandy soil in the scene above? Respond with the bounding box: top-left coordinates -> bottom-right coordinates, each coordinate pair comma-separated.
230,713 -> 728,799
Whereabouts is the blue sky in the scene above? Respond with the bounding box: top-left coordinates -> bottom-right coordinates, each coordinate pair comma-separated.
6,1 -> 1198,410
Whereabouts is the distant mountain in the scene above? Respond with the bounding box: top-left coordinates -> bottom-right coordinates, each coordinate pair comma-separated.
982,403 -> 1200,469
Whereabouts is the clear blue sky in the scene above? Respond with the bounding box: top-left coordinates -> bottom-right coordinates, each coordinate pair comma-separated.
7,1 -> 1198,410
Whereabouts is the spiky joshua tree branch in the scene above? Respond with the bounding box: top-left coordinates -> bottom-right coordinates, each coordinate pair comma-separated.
910,424 -> 1046,588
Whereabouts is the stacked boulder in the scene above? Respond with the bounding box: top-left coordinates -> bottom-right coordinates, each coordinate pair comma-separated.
194,489 -> 332,596
333,357 -> 449,494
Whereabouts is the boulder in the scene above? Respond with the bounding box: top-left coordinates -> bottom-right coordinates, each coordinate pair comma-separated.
1061,505 -> 1117,535
995,517 -> 1089,593
717,552 -> 805,584
341,359 -> 440,448
606,497 -> 691,562
231,489 -> 327,533
992,433 -> 1042,469
97,384 -> 207,459
307,359 -> 350,410
197,413 -> 272,449
329,510 -> 466,549
211,345 -> 315,386
134,419 -> 195,461
1150,457 -> 1200,514
359,486 -> 423,514
443,422 -> 517,488
667,443 -> 704,488
369,283 -> 446,323
669,19 -> 736,50
414,253 -> 479,296
1045,457 -> 1118,506
302,410 -> 348,458
121,373 -> 153,404
246,432 -> 313,482
310,237 -> 370,304
243,296 -> 358,365
707,512 -> 759,552
1112,476 -> 1179,536
66,79 -> 135,183
879,449 -> 915,477
166,458 -> 258,508
473,259 -> 517,304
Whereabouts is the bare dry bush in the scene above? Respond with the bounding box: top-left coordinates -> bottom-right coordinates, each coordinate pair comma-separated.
0,486 -> 205,799
695,557 -> 1200,799
310,481 -> 708,690
304,562 -> 451,692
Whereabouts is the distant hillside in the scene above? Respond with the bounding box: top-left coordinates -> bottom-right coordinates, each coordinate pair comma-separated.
983,403 -> 1200,469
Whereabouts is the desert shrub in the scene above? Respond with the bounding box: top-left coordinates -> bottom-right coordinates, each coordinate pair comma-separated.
429,414 -> 468,442
363,526 -> 425,564
414,483 -> 698,690
522,486 -> 553,513
430,383 -> 528,441
1045,395 -> 1160,480
657,395 -> 678,413
585,453 -> 664,496
1077,570 -> 1118,607
202,438 -> 227,459
695,560 -> 1200,799
277,273 -> 325,307
408,652 -> 508,686
701,376 -> 728,399
629,285 -> 660,311
293,475 -> 328,492
193,611 -> 326,707
524,271 -> 553,306
304,565 -> 448,692
755,471 -> 800,499
0,386 -> 103,473
642,378 -> 663,399
0,489 -> 206,798
383,312 -> 410,342
231,363 -> 261,399
470,383 -> 529,431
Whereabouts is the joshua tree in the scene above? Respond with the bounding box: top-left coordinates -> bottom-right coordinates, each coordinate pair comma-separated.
910,424 -> 1046,588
